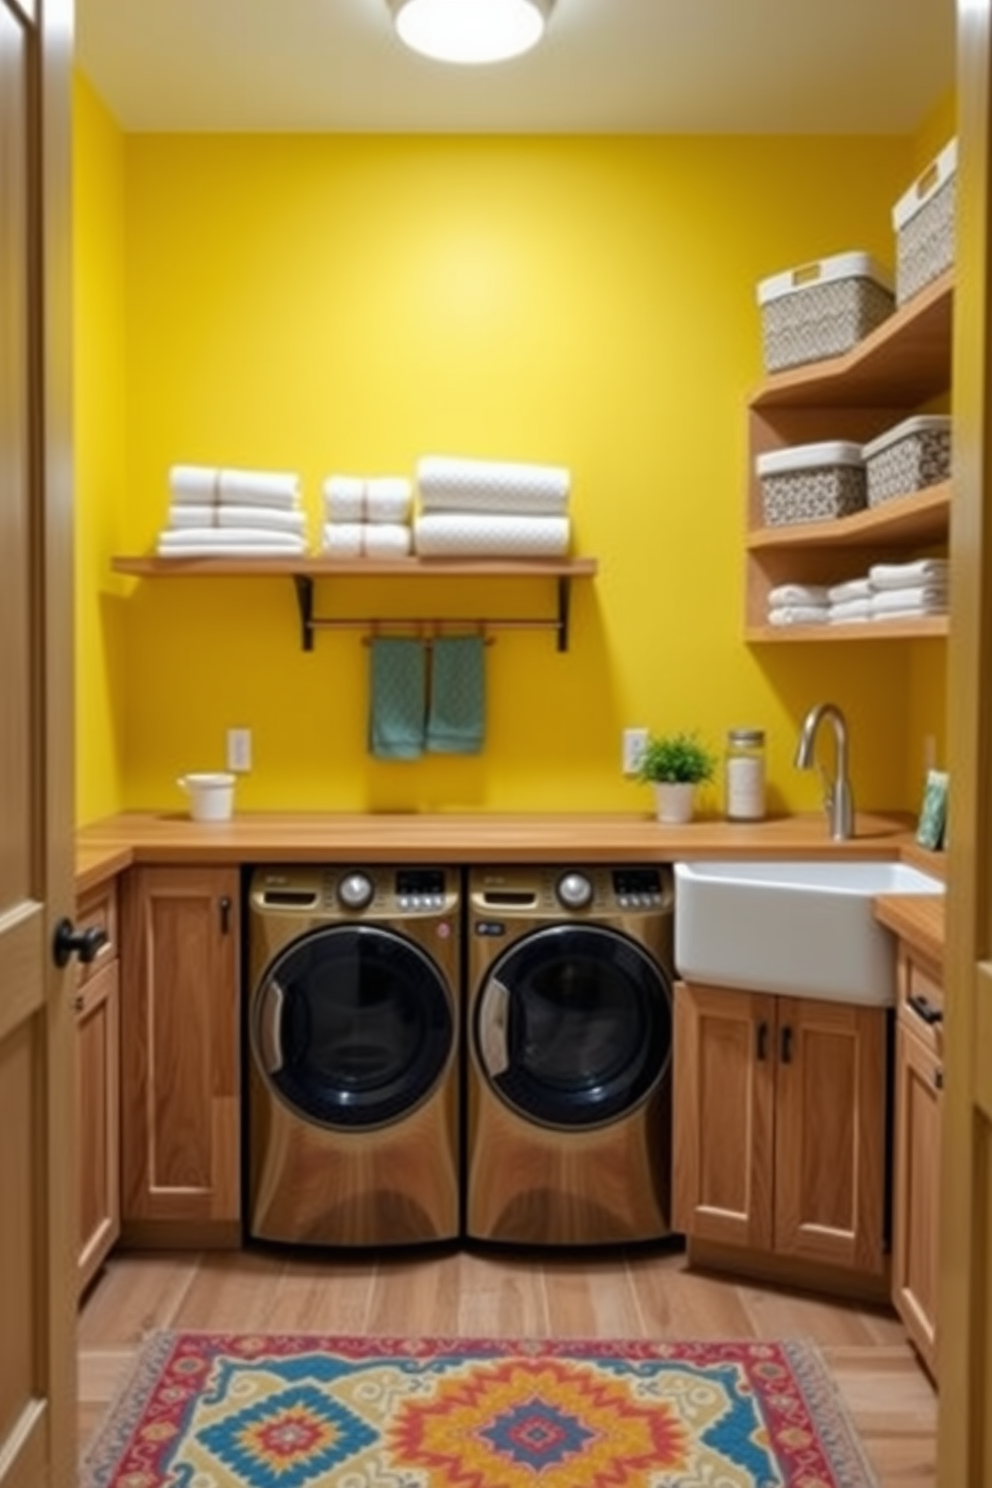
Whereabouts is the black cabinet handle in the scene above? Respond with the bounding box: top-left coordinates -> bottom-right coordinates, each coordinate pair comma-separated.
219,896 -> 232,935
781,1025 -> 793,1064
52,918 -> 108,969
908,992 -> 943,1026
756,1020 -> 768,1061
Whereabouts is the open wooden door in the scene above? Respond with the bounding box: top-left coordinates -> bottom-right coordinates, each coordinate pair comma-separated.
939,2 -> 992,1482
0,2 -> 76,1487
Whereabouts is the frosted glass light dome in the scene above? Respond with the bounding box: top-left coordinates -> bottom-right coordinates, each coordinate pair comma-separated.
388,0 -> 554,65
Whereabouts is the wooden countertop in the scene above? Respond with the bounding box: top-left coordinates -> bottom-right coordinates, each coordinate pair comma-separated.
76,807 -> 933,874
873,893 -> 945,969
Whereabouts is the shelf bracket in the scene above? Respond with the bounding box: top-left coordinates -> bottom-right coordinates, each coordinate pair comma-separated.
294,575 -> 315,651
556,575 -> 570,652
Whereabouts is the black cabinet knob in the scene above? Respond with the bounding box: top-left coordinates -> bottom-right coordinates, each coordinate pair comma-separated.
52,918 -> 108,969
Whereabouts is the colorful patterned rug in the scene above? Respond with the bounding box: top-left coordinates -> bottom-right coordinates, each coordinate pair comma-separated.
81,1332 -> 879,1487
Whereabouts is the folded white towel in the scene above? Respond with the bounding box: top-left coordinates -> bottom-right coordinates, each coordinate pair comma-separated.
413,513 -> 570,559
829,598 -> 873,622
169,465 -> 219,501
767,605 -> 830,626
871,606 -> 949,622
155,541 -> 303,558
365,477 -> 412,523
828,577 -> 873,603
871,585 -> 949,614
322,476 -> 366,522
869,558 -> 949,590
218,468 -> 300,506
417,456 -> 571,515
167,504 -> 217,529
158,527 -> 307,551
767,583 -> 830,606
321,522 -> 412,558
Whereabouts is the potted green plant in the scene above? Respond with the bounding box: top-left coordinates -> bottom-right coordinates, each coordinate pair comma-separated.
637,731 -> 717,824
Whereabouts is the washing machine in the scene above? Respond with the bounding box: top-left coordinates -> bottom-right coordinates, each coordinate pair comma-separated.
247,864 -> 460,1247
466,864 -> 675,1247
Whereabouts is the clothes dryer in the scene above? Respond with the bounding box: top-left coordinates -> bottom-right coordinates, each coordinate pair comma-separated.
247,864 -> 460,1247
467,864 -> 674,1246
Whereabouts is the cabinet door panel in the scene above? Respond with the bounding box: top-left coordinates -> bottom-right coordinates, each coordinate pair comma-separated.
892,1013 -> 941,1378
673,983 -> 775,1250
121,866 -> 240,1227
774,999 -> 886,1274
77,958 -> 120,1295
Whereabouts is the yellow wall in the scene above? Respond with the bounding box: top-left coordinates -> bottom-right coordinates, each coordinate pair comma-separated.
73,73 -> 127,822
77,99 -> 950,821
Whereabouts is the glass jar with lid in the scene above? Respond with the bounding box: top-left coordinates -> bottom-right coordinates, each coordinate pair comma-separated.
725,728 -> 766,821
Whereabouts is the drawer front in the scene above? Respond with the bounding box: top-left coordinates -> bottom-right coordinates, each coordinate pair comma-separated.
75,880 -> 119,986
898,946 -> 943,1061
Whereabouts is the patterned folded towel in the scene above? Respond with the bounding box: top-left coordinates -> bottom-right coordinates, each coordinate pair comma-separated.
869,558 -> 949,590
827,577 -> 872,603
768,605 -> 830,626
829,598 -> 873,622
767,583 -> 830,607
871,585 -> 948,614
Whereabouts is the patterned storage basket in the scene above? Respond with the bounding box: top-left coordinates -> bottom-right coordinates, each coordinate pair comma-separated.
893,140 -> 957,305
757,442 -> 866,527
757,252 -> 894,374
863,415 -> 952,507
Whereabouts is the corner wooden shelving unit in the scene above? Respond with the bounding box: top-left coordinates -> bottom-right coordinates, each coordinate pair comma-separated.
745,270 -> 953,643
111,555 -> 599,653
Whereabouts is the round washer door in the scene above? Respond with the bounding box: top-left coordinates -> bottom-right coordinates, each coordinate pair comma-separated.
252,924 -> 454,1130
475,923 -> 672,1129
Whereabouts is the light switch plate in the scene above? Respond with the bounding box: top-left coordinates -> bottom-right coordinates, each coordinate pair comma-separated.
227,727 -> 252,772
622,727 -> 648,776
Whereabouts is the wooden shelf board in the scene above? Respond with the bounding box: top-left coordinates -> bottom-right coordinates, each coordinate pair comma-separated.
112,556 -> 598,580
750,272 -> 953,410
746,615 -> 949,643
747,483 -> 951,552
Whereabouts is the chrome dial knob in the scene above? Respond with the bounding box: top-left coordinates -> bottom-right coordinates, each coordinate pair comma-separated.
338,872 -> 374,910
556,871 -> 593,910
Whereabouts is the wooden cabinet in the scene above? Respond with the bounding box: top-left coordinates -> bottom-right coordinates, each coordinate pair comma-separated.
745,271 -> 953,641
120,864 -> 241,1245
674,981 -> 888,1281
76,881 -> 121,1296
891,943 -> 943,1381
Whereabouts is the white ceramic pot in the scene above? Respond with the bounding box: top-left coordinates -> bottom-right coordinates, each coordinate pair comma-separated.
653,781 -> 696,825
178,771 -> 236,823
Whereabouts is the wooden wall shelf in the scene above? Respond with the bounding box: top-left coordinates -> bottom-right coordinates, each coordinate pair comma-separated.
111,555 -> 599,653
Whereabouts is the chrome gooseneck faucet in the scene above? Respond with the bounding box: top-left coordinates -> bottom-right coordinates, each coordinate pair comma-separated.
794,702 -> 855,840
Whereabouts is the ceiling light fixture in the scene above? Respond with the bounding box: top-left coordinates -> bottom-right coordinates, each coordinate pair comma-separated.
387,0 -> 555,65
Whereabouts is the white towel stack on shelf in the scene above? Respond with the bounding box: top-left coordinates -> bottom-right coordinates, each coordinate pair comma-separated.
413,456 -> 572,558
827,576 -> 873,624
321,475 -> 413,558
766,582 -> 830,627
157,466 -> 309,556
868,558 -> 950,620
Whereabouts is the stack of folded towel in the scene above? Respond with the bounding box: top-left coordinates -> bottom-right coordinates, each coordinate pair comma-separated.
412,456 -> 571,558
766,583 -> 830,627
868,558 -> 950,619
157,466 -> 309,557
321,475 -> 413,558
827,576 -> 873,624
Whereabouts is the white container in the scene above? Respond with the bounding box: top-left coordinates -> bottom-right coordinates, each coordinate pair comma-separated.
757,251 -> 894,373
178,771 -> 236,822
756,441 -> 866,526
725,728 -> 766,821
862,415 -> 952,507
892,139 -> 957,304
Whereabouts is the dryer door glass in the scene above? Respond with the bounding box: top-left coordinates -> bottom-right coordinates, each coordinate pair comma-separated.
477,924 -> 672,1128
253,925 -> 454,1129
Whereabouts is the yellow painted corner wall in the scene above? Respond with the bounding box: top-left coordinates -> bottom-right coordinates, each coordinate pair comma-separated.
75,111 -> 948,820
73,72 -> 127,822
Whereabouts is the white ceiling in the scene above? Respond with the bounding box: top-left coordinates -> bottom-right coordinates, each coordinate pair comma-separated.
75,0 -> 957,136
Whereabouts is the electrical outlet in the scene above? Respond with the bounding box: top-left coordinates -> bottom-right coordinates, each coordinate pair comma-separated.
622,727 -> 649,777
227,727 -> 252,773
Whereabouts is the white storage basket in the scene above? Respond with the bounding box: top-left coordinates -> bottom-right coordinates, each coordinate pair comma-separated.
892,140 -> 957,305
757,252 -> 894,374
863,416 -> 952,507
757,442 -> 866,527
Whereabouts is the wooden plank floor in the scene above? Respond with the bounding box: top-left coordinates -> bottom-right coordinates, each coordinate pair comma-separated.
78,1242 -> 937,1486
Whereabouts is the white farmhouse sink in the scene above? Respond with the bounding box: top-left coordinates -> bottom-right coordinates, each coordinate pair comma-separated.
674,859 -> 945,1006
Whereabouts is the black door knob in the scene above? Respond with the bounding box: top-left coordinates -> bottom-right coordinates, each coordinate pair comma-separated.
52,918 -> 108,969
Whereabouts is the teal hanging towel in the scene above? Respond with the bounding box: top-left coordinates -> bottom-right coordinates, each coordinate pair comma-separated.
427,634 -> 486,754
368,637 -> 426,759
